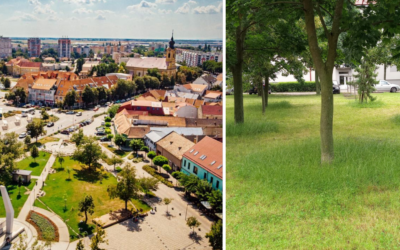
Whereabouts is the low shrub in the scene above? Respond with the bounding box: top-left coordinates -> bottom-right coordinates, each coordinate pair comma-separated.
142,165 -> 174,188
29,212 -> 56,241
141,146 -> 149,152
105,117 -> 112,122
105,122 -> 111,127
105,128 -> 111,134
270,81 -> 316,92
116,167 -> 122,172
132,157 -> 143,163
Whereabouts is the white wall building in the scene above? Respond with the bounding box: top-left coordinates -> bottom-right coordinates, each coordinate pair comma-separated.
0,36 -> 12,58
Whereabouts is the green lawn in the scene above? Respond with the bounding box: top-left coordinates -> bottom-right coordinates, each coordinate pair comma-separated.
227,93 -> 400,249
0,180 -> 36,217
17,151 -> 51,176
35,157 -> 150,240
101,143 -> 130,157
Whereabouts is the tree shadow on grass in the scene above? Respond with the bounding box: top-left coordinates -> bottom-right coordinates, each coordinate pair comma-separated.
77,221 -> 94,236
29,162 -> 39,168
73,168 -> 109,183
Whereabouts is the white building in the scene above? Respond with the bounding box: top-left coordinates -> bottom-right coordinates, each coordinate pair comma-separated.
0,36 -> 12,58
28,78 -> 57,105
178,49 -> 222,67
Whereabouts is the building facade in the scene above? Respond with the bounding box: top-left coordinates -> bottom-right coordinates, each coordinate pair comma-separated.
58,38 -> 71,59
28,38 -> 41,57
0,36 -> 12,58
178,49 -> 222,67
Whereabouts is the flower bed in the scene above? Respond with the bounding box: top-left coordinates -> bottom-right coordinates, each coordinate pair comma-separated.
142,165 -> 174,188
26,211 -> 59,242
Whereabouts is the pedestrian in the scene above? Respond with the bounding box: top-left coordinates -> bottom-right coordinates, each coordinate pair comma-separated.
154,206 -> 157,212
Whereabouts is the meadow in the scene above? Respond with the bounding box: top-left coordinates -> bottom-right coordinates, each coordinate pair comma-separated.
226,93 -> 400,249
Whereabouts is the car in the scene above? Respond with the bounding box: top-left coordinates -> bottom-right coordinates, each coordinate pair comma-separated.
248,86 -> 257,95
96,131 -> 106,136
76,112 -> 82,116
47,122 -> 54,127
374,80 -> 400,92
80,122 -> 86,127
333,80 -> 340,94
100,136 -> 110,142
121,99 -> 126,102
66,111 -> 75,114
60,130 -> 70,135
101,121 -> 105,126
19,132 -> 26,139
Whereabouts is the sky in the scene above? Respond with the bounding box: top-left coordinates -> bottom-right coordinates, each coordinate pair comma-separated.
0,0 -> 223,40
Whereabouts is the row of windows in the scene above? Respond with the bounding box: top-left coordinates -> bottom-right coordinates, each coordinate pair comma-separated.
183,159 -> 220,189
135,107 -> 160,111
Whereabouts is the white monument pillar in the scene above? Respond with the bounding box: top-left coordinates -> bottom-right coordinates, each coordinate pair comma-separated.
0,185 -> 14,235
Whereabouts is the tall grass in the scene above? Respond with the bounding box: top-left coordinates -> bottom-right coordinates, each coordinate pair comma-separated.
226,93 -> 400,249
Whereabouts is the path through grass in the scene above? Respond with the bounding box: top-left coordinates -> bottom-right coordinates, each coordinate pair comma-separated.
227,93 -> 400,249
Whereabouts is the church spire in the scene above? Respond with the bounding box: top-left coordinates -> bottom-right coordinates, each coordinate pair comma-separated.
169,30 -> 175,49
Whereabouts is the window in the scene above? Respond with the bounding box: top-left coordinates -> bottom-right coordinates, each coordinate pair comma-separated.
147,107 -> 150,110
216,180 -> 219,189
210,177 -> 213,184
188,163 -> 191,170
203,173 -> 207,179
183,160 -> 186,167
193,166 -> 198,174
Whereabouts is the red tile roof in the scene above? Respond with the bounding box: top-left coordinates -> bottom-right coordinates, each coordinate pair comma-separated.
201,105 -> 222,116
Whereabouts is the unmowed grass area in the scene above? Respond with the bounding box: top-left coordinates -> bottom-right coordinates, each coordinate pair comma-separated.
227,93 -> 400,249
35,157 -> 147,240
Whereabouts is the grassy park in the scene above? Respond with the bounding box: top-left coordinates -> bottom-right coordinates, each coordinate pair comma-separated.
17,151 -> 51,176
226,93 -> 400,249
0,180 -> 36,217
35,157 -> 150,239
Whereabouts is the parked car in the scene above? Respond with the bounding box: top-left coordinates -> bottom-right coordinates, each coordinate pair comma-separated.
226,86 -> 234,95
47,122 -> 54,127
60,130 -> 70,135
333,80 -> 340,94
374,80 -> 400,92
101,121 -> 105,126
80,122 -> 86,127
100,136 -> 110,142
96,131 -> 106,136
76,112 -> 82,116
66,111 -> 75,114
248,86 -> 257,95
19,132 -> 26,139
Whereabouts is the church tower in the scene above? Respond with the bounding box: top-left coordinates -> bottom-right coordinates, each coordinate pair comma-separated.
166,32 -> 176,75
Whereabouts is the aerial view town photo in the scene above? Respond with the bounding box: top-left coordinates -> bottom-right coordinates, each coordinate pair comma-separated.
0,0 -> 223,249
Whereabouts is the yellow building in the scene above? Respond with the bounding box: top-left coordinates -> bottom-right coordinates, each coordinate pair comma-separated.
6,58 -> 42,77
126,35 -> 177,77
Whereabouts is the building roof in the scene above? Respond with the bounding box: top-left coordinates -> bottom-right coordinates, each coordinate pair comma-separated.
186,118 -> 222,127
201,105 -> 222,116
132,100 -> 163,108
194,100 -> 205,108
44,57 -> 55,61
156,131 -> 195,161
204,90 -> 222,99
126,126 -> 150,139
183,84 -> 207,93
183,136 -> 222,179
150,127 -> 203,136
126,57 -> 168,70
13,169 -> 32,176
19,62 -> 42,68
145,130 -> 167,143
138,115 -> 186,127
32,78 -> 57,90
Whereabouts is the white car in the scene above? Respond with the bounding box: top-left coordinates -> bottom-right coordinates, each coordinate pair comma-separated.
19,132 -> 26,139
374,80 -> 400,92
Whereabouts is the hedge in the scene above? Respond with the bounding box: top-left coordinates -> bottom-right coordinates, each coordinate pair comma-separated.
142,165 -> 174,188
271,81 -> 316,92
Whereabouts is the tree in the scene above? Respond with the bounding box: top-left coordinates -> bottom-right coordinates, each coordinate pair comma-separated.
179,174 -> 200,196
97,86 -> 107,102
17,175 -> 22,195
351,51 -> 378,103
3,78 -> 10,89
196,179 -> 213,201
24,135 -> 31,145
114,134 -> 126,149
65,66 -> 70,72
71,129 -> 86,146
161,74 -> 171,88
163,197 -> 173,214
130,139 -> 144,158
107,164 -> 140,210
135,77 -> 145,92
82,85 -> 95,107
147,151 -> 156,166
162,164 -> 171,173
76,240 -> 85,250
186,216 -> 201,234
117,62 -> 128,73
153,155 -> 168,173
208,190 -> 222,212
205,220 -> 222,250
57,152 -> 65,169
0,132 -> 24,185
78,195 -> 95,224
75,58 -> 84,74
30,145 -> 39,162
90,224 -> 108,250
107,104 -> 120,118
64,90 -> 77,109
138,177 -> 159,196
26,120 -> 45,143
110,155 -> 123,171
41,108 -> 49,120
72,136 -> 102,171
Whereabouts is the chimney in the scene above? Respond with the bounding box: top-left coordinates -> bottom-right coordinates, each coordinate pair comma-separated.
194,136 -> 198,144
178,147 -> 182,150
170,141 -> 173,145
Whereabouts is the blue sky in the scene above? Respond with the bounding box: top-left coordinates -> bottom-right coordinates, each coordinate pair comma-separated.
0,0 -> 223,40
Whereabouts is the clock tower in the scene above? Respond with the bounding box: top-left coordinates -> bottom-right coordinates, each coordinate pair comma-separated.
166,32 -> 176,74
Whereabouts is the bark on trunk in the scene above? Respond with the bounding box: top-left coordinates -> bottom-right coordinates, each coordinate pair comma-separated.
261,79 -> 265,114
384,63 -> 387,80
232,18 -> 246,124
319,71 -> 334,164
315,70 -> 321,95
265,77 -> 269,108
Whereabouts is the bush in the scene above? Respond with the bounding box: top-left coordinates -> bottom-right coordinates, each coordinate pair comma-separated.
171,171 -> 181,178
132,157 -> 143,163
142,165 -> 174,188
105,117 -> 112,122
29,212 -> 56,241
105,128 -> 111,134
116,167 -> 122,172
105,122 -> 111,127
141,146 -> 149,152
270,81 -> 316,92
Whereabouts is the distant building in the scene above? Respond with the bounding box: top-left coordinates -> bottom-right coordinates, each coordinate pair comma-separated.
58,38 -> 71,58
181,136 -> 222,191
198,105 -> 222,119
178,48 -> 222,67
0,36 -> 12,58
29,78 -> 57,105
6,58 -> 42,77
27,38 -> 41,57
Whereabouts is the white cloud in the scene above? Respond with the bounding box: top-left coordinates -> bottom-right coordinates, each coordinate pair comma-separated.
47,15 -> 60,21
155,0 -> 176,4
95,10 -> 114,15
188,0 -> 197,4
127,1 -> 157,14
95,15 -> 106,20
72,7 -> 93,14
8,12 -> 40,22
158,9 -> 172,14
192,2 -> 222,14
28,0 -> 41,5
62,0 -> 106,5
175,2 -> 190,14
34,4 -> 56,14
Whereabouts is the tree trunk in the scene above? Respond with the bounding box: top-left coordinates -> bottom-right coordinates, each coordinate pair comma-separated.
261,80 -> 266,115
85,210 -> 88,223
315,70 -> 321,95
265,77 -> 269,108
319,70 -> 334,164
384,63 -> 387,80
232,18 -> 246,124
125,200 -> 127,211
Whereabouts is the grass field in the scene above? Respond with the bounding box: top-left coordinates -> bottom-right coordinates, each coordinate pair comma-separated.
0,180 -> 36,217
17,151 -> 51,176
35,157 -> 150,240
226,93 -> 400,249
101,143 -> 130,157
